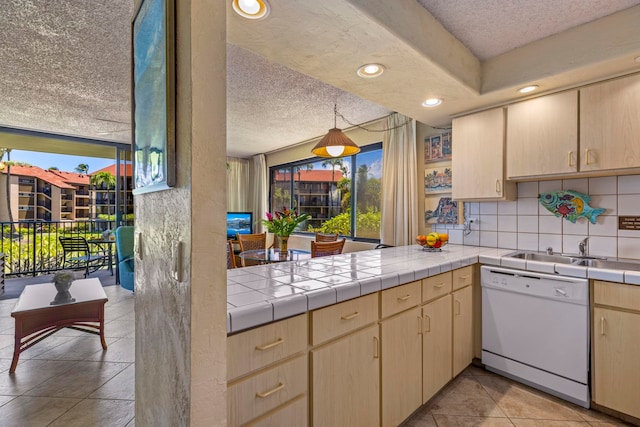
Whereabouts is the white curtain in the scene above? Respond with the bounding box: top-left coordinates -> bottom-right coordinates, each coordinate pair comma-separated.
381,113 -> 418,246
252,154 -> 268,233
226,157 -> 250,212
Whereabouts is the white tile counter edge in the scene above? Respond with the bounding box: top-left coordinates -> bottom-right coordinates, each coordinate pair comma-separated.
227,244 -> 640,333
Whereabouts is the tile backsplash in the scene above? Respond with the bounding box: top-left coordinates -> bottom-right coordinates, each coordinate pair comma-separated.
432,175 -> 640,260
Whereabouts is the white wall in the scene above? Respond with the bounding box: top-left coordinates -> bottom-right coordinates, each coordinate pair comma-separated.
433,175 -> 640,260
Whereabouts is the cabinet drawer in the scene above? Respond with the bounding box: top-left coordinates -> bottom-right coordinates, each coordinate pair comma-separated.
246,394 -> 307,427
594,281 -> 640,312
422,272 -> 452,303
452,266 -> 473,291
311,293 -> 378,345
228,313 -> 308,380
381,280 -> 421,318
228,355 -> 307,427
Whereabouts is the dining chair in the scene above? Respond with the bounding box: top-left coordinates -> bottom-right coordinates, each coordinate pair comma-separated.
311,238 -> 346,258
315,233 -> 339,242
59,236 -> 109,277
226,240 -> 237,269
237,232 -> 267,266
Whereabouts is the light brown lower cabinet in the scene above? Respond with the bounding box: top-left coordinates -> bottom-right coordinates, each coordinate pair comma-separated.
593,280 -> 640,419
380,306 -> 422,427
452,284 -> 473,377
422,293 -> 452,403
311,324 -> 380,427
246,395 -> 308,427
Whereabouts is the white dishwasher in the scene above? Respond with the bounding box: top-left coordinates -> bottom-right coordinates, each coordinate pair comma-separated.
481,266 -> 590,408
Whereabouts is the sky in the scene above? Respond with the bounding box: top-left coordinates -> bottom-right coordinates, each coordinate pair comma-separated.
4,150 -> 115,174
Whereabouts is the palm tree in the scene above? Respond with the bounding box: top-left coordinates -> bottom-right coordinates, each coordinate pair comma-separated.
0,149 -> 15,227
90,171 -> 116,217
75,163 -> 89,175
321,158 -> 344,217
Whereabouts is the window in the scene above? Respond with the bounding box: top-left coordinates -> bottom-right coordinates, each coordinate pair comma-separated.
269,143 -> 382,240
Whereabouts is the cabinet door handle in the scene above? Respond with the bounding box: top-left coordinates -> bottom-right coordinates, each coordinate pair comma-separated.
568,151 -> 575,167
455,300 -> 461,316
373,336 -> 380,359
256,382 -> 284,398
255,338 -> 284,351
418,316 -> 423,335
495,179 -> 501,194
424,314 -> 431,333
600,316 -> 605,336
585,148 -> 595,165
434,283 -> 445,288
341,312 -> 360,321
397,294 -> 411,302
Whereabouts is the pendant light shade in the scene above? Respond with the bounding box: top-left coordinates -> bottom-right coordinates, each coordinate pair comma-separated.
311,105 -> 361,158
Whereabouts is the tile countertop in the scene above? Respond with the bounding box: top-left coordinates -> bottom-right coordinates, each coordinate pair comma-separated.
226,244 -> 640,333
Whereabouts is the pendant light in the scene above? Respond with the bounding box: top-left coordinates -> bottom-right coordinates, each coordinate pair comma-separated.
312,105 -> 361,158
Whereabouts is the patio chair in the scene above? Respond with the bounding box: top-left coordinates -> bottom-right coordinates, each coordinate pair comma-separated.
59,236 -> 109,277
311,238 -> 346,258
226,240 -> 237,269
315,233 -> 339,242
237,232 -> 267,266
114,226 -> 135,291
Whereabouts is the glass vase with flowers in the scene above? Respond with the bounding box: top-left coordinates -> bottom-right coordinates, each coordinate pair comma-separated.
260,207 -> 311,254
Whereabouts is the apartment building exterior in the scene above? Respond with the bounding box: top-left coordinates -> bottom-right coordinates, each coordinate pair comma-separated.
0,163 -> 133,222
90,163 -> 134,219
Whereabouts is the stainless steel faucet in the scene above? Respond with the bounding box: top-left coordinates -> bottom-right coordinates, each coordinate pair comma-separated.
578,237 -> 589,257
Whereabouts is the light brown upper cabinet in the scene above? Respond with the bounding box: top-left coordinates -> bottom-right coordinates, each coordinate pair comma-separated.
580,73 -> 640,171
452,107 -> 516,201
507,90 -> 578,178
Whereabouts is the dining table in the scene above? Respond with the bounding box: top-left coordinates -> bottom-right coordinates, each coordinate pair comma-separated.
239,248 -> 311,264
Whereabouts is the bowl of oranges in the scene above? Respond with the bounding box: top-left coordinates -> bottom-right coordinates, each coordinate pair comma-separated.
416,232 -> 449,251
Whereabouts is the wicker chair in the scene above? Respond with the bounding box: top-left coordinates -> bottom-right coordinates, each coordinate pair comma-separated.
315,233 -> 339,242
237,232 -> 267,266
311,238 -> 346,258
226,240 -> 237,269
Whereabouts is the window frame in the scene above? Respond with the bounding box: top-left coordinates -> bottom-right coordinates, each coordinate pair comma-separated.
268,142 -> 382,242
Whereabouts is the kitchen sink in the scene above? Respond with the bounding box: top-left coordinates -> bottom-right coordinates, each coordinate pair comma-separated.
506,251 -> 640,271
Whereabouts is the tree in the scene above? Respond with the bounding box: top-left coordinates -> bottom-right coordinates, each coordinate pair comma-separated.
321,158 -> 344,218
90,171 -> 116,217
75,163 -> 89,175
48,166 -> 59,170
0,148 -> 15,226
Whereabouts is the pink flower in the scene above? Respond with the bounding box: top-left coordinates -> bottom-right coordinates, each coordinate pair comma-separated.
265,212 -> 273,221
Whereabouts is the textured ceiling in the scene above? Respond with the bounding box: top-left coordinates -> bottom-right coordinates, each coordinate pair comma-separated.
417,0 -> 640,60
1,0 -> 640,159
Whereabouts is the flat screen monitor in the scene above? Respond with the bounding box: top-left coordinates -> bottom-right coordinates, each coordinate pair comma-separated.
227,212 -> 253,240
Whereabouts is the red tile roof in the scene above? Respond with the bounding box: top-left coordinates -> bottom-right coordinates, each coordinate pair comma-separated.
92,163 -> 133,177
275,169 -> 344,182
50,170 -> 91,185
0,164 -> 75,189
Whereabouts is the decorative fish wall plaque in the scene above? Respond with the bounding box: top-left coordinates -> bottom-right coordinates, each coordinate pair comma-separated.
538,190 -> 605,224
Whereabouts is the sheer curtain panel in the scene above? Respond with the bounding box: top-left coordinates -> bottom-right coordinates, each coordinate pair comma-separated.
252,154 -> 268,233
226,157 -> 250,212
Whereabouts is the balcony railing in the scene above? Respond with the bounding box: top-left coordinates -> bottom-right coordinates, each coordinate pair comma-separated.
0,219 -> 133,278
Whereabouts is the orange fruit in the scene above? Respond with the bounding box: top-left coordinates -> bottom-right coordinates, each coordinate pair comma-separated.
416,235 -> 426,244
439,233 -> 449,242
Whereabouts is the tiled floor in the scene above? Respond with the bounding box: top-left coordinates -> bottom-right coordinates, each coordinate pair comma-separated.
404,365 -> 632,427
0,273 -> 135,427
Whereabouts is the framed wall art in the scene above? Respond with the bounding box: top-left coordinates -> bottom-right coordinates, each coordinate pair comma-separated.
424,166 -> 452,194
424,131 -> 451,163
424,196 -> 461,225
132,0 -> 176,194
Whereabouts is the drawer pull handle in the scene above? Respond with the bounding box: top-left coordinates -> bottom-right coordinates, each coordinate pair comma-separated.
600,316 -> 605,336
397,294 -> 411,302
256,382 -> 284,398
341,312 -> 360,321
424,314 -> 431,333
373,336 -> 380,358
455,300 -> 461,316
458,275 -> 470,280
434,283 -> 445,288
255,338 -> 284,351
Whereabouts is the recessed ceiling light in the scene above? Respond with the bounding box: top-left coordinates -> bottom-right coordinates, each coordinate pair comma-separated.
357,63 -> 385,78
232,0 -> 270,20
422,98 -> 442,107
518,85 -> 539,93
